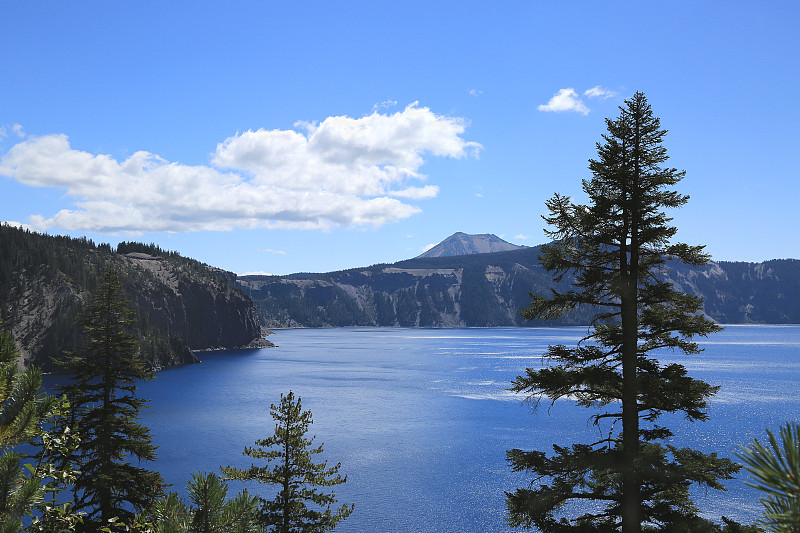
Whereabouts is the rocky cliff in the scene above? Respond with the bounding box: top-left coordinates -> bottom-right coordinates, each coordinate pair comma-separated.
239,246 -> 596,328
0,225 -> 268,371
239,247 -> 800,328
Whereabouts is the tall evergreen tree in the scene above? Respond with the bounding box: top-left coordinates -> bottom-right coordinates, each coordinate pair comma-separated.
221,391 -> 353,533
58,269 -> 164,530
507,92 -> 740,531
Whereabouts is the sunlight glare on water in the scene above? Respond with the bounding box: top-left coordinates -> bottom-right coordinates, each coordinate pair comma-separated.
44,325 -> 800,531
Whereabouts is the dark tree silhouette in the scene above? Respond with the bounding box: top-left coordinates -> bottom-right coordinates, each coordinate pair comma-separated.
59,269 -> 163,529
507,92 -> 743,532
222,391 -> 353,533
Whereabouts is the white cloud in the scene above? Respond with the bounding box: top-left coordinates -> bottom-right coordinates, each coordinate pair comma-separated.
584,86 -> 616,100
373,99 -> 398,112
421,243 -> 436,253
3,220 -> 36,231
238,270 -> 274,277
468,89 -> 483,97
515,234 -> 530,241
537,88 -> 589,115
260,248 -> 287,255
0,104 -> 481,234
0,124 -> 25,140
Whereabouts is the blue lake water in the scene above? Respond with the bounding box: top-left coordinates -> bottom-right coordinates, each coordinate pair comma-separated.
45,325 -> 800,531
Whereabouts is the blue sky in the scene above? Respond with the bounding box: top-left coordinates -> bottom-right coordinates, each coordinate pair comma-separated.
1,1 -> 798,275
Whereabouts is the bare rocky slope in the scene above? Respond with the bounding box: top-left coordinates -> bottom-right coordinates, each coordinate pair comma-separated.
239,245 -> 800,328
0,225 -> 268,371
417,232 -> 525,258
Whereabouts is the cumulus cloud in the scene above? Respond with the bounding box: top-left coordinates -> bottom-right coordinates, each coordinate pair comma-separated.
468,89 -> 483,96
538,86 -> 620,116
515,234 -> 530,241
537,88 -> 590,115
3,220 -> 35,231
584,86 -> 616,100
0,103 -> 480,234
238,270 -> 274,276
421,243 -> 436,253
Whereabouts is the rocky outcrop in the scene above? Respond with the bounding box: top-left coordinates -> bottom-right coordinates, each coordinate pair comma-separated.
238,246 -> 596,328
663,258 -> 800,323
0,225 -> 268,371
239,247 -> 800,328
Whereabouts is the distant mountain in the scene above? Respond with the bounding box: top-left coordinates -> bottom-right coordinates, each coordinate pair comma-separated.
0,225 -> 269,371
238,246 -> 800,329
417,232 -> 525,258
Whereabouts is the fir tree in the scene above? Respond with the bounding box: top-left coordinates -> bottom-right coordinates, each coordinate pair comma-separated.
507,92 -> 741,531
58,269 -> 164,530
221,391 -> 353,533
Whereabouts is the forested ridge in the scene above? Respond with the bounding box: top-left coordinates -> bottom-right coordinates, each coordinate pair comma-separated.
0,224 -> 265,370
238,245 -> 800,328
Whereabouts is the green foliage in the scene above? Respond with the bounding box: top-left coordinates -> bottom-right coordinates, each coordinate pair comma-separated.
0,451 -> 41,533
151,472 -> 259,533
58,269 -> 164,530
0,327 -> 61,532
27,395 -> 85,532
507,92 -> 741,531
737,423 -> 800,532
221,391 -> 353,533
0,332 -> 56,450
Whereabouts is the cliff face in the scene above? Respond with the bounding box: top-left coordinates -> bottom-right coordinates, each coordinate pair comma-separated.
239,247 -> 598,328
239,248 -> 800,328
0,226 -> 266,371
121,253 -> 262,350
663,258 -> 800,324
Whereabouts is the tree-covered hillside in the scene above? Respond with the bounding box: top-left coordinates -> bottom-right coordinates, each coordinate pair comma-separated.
0,224 -> 266,370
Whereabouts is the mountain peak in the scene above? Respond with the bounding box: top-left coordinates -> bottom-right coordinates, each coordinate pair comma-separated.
417,232 -> 525,258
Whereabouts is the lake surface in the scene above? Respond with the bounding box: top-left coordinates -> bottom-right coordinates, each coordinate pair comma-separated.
46,325 -> 800,531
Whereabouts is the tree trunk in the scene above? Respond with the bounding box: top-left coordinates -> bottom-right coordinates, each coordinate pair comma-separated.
621,283 -> 640,532
622,111 -> 642,533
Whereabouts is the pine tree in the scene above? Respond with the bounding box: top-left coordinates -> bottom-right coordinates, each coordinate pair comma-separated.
0,326 -> 57,532
507,92 -> 741,531
221,391 -> 353,533
58,269 -> 164,530
737,422 -> 800,532
151,471 -> 259,533
0,329 -> 55,449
